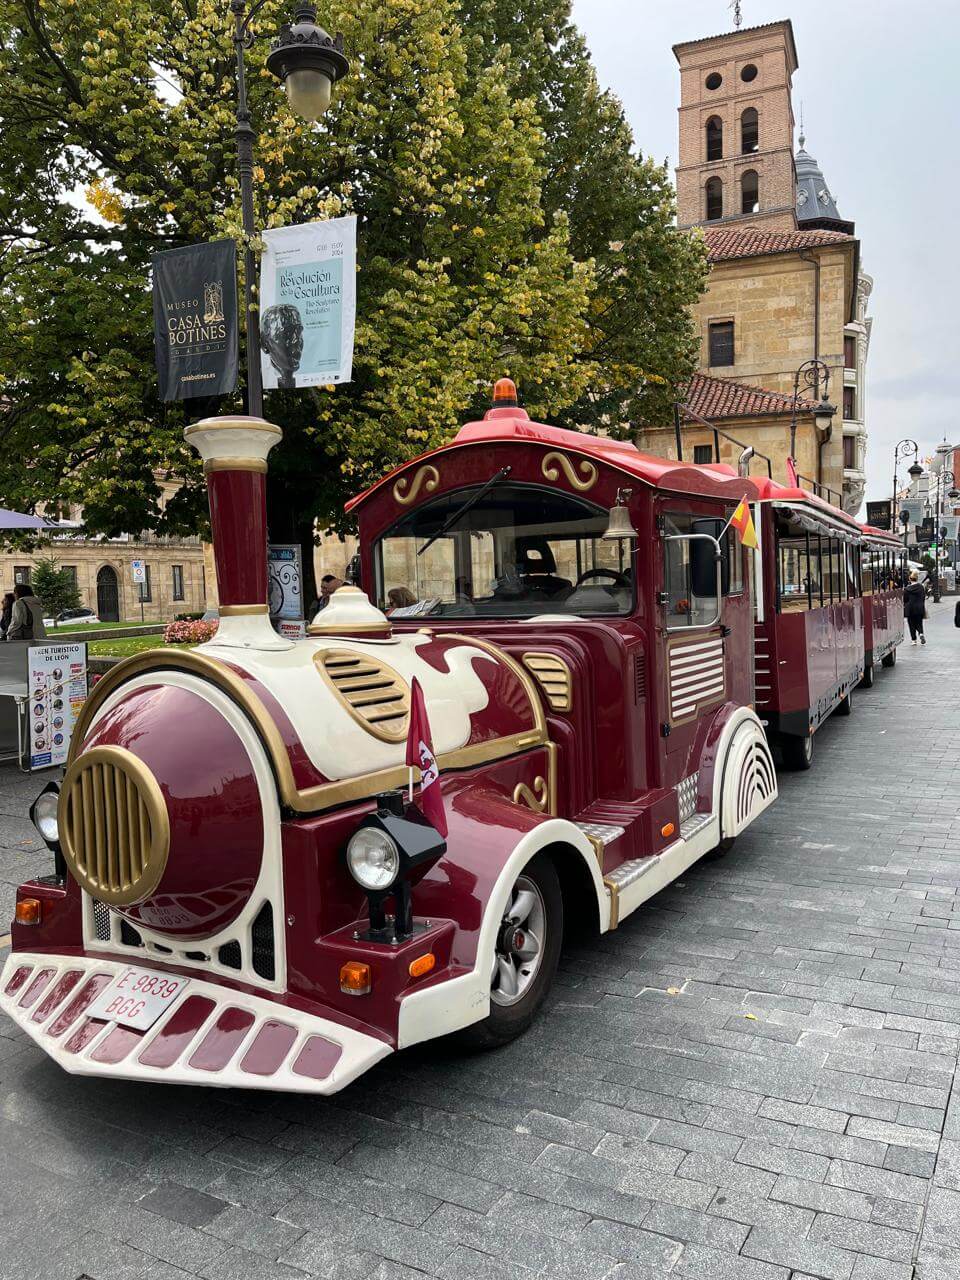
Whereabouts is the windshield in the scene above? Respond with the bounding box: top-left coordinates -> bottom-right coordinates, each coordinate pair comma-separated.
375,483 -> 633,618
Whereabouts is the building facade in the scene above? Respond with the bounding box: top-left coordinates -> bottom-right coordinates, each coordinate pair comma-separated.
667,19 -> 872,516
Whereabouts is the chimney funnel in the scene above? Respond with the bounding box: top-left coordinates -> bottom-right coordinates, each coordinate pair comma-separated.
185,414 -> 293,650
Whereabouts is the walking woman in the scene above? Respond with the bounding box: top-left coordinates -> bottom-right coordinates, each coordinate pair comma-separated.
903,571 -> 927,646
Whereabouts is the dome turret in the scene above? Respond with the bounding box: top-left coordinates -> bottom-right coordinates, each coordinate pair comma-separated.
795,134 -> 854,234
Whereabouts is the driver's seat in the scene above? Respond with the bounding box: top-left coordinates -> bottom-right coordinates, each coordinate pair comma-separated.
515,537 -> 572,598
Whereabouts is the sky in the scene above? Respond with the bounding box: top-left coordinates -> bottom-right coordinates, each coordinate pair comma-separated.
570,0 -> 954,505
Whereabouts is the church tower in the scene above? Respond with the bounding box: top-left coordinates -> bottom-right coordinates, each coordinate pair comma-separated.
674,20 -> 798,231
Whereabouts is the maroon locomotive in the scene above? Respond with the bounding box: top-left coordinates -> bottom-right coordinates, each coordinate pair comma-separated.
11,383 -> 895,1095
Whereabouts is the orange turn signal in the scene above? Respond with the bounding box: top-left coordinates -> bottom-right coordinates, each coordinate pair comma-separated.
409,953 -> 436,980
660,823 -> 676,840
15,898 -> 41,926
340,961 -> 371,996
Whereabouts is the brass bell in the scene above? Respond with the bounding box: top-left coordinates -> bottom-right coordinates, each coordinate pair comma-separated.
602,488 -> 637,541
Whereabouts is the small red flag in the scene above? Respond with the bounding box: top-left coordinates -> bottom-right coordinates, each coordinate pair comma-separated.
405,677 -> 447,837
786,455 -> 798,487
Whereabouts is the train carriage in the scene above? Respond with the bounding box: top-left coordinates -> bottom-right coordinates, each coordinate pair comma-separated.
751,478 -> 867,770
858,524 -> 906,685
0,386 -> 779,1092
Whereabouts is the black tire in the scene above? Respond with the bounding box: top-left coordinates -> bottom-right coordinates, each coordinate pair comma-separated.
780,732 -> 814,771
457,852 -> 563,1050
836,688 -> 853,716
706,836 -> 736,861
881,649 -> 897,668
859,663 -> 874,689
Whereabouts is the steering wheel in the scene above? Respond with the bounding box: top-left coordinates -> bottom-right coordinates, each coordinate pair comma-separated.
575,567 -> 629,589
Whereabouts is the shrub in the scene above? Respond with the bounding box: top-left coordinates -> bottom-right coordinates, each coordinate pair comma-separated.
173,611 -> 204,622
163,619 -> 218,645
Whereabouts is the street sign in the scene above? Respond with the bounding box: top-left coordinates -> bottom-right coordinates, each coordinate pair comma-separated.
900,498 -> 923,529
866,500 -> 892,530
131,559 -> 146,585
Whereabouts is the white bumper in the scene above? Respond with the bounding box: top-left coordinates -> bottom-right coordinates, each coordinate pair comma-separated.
0,953 -> 392,1094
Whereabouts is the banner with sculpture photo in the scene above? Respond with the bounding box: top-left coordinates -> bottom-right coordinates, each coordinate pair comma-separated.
152,240 -> 238,401
259,215 -> 357,390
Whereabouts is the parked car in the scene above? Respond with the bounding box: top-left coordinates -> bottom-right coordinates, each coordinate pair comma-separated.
42,607 -> 100,628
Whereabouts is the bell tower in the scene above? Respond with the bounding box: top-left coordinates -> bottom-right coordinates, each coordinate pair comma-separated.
674,19 -> 798,232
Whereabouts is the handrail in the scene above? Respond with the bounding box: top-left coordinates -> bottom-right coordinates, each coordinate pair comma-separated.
794,471 -> 842,509
673,402 -> 774,479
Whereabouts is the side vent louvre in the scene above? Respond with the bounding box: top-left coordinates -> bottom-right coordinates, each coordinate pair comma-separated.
251,903 -> 275,981
521,652 -> 573,712
314,649 -> 411,743
633,655 -> 647,703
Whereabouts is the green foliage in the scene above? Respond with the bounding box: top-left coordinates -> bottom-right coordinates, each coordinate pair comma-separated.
30,555 -> 82,620
0,0 -> 705,566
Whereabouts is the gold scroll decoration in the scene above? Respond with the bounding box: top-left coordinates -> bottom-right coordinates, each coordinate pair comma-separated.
541,452 -> 598,492
512,776 -> 549,813
393,464 -> 440,506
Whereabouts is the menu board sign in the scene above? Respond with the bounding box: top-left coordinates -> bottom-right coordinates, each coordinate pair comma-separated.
28,643 -> 87,770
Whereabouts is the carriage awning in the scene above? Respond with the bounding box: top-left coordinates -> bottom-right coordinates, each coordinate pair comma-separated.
773,502 -> 859,544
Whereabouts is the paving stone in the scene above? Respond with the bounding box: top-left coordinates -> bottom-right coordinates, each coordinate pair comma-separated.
809,1212 -> 916,1263
140,1183 -> 231,1230
740,1228 -> 856,1280
769,1173 -> 873,1221
675,1243 -> 791,1279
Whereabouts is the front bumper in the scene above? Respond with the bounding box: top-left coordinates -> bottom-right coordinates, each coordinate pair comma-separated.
0,952 -> 392,1094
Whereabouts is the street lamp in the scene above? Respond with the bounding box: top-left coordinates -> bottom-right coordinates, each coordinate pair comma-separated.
788,358 -> 835,476
892,438 -> 920,543
231,0 -> 348,418
930,465 -> 956,602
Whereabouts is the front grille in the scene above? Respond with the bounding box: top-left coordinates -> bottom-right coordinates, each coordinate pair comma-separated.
119,919 -> 143,949
60,746 -> 170,906
315,649 -> 411,742
92,899 -> 111,941
218,940 -> 242,970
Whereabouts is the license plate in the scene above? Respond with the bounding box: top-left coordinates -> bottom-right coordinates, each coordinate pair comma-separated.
87,966 -> 190,1031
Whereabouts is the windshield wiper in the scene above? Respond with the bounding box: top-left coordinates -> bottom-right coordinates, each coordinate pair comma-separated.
417,465 -> 512,557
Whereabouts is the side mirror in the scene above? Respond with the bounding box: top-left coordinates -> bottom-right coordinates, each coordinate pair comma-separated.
693,518 -> 729,594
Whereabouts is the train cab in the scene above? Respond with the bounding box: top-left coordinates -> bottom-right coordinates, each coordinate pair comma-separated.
751,479 -> 865,770
858,524 -> 906,685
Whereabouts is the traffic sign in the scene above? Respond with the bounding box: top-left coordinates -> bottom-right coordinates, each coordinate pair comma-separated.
131,559 -> 145,585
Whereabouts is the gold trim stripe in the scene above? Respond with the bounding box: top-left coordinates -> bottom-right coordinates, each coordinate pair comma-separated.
185,419 -> 282,437
68,644 -> 550,816
219,604 -> 269,617
203,458 -> 268,474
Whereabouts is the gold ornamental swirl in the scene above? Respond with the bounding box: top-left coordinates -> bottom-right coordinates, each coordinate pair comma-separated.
541,452 -> 598,492
512,776 -> 549,813
393,464 -> 440,506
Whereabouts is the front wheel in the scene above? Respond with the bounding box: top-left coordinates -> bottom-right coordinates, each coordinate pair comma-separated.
457,852 -> 563,1050
780,732 -> 814,771
881,648 -> 897,668
836,687 -> 853,716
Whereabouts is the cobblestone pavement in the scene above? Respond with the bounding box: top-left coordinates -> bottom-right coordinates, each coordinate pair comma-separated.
1,604 -> 958,1280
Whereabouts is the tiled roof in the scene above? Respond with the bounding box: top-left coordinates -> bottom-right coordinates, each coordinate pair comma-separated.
702,226 -> 854,263
683,371 -> 815,421
673,21 -> 796,58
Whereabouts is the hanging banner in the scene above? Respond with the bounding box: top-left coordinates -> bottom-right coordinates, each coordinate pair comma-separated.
28,642 -> 87,770
267,543 -> 303,620
865,501 -> 892,530
259,215 -> 356,390
152,240 -> 238,401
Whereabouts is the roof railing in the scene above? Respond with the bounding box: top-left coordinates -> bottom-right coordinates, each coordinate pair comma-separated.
673,402 -> 774,479
794,471 -> 842,509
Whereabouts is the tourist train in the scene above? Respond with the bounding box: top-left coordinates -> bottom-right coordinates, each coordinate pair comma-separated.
0,383 -> 905,1093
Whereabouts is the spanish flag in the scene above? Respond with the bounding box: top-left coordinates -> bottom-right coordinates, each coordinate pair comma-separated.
728,498 -> 758,549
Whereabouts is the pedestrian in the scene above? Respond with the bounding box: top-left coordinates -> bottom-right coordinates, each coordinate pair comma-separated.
0,592 -> 13,639
386,586 -> 416,614
6,584 -> 47,642
903,571 -> 926,646
313,574 -> 343,613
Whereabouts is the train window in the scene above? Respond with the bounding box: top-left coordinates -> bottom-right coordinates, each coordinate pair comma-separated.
846,545 -> 859,598
693,516 -> 743,595
376,483 -> 633,618
862,552 -> 875,596
664,513 -> 721,628
775,513 -> 819,611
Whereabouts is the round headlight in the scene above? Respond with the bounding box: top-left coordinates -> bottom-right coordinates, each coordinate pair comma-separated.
346,828 -> 400,891
32,788 -> 60,845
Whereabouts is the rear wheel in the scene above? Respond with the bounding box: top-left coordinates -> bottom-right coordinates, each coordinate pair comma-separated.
881,649 -> 897,668
859,663 -> 874,689
780,732 -> 814,771
706,836 -> 736,861
457,853 -> 563,1050
836,687 -> 853,716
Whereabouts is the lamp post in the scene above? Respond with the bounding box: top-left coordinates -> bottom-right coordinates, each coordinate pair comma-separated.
892,438 -> 921,546
788,358 -> 835,482
231,0 -> 348,418
930,464 -> 957,603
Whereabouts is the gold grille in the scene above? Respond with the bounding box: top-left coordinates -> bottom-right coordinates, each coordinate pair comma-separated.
521,652 -> 573,713
59,746 -> 170,907
314,649 -> 411,743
